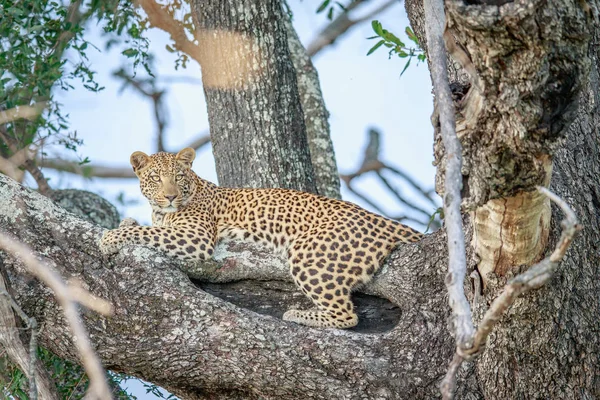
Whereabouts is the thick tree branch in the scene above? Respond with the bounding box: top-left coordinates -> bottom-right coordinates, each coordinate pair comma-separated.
0,174 -> 462,399
135,0 -> 201,64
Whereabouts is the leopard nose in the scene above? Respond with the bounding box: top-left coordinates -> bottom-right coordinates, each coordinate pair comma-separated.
165,195 -> 176,202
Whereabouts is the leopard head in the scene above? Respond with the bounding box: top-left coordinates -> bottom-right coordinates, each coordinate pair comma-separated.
130,148 -> 197,213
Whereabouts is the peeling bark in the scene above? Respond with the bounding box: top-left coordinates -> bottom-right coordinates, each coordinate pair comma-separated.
191,0 -> 317,193
404,0 -> 600,397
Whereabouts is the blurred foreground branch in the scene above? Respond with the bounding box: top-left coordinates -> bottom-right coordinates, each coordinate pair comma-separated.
423,0 -> 473,384
307,0 -> 398,57
0,232 -> 114,400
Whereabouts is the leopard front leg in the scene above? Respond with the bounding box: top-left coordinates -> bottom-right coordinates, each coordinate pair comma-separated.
99,224 -> 215,261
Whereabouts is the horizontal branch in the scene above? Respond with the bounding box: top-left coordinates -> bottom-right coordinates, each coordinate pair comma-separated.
38,132 -> 210,179
0,174 -> 456,399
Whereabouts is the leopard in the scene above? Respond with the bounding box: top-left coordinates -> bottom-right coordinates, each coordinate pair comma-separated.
100,148 -> 423,329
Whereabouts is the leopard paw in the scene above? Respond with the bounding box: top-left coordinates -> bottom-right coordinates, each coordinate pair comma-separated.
119,217 -> 139,228
99,230 -> 120,255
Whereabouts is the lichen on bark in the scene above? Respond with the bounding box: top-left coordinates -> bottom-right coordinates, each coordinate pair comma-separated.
191,0 -> 317,193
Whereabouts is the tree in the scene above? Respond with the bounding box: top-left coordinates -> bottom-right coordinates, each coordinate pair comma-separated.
1,1 -> 598,399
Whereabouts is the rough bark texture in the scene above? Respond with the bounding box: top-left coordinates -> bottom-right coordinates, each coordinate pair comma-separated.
1,0 -> 599,398
438,0 -> 590,208
191,0 -> 317,193
404,0 -> 600,397
283,14 -> 341,199
0,174 -> 480,399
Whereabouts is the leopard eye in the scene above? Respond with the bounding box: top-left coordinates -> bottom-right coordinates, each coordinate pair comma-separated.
175,174 -> 184,182
150,175 -> 160,182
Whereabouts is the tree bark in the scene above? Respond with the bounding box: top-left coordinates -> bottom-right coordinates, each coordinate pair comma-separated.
0,173 -> 478,399
191,0 -> 317,193
404,0 -> 600,397
283,14 -> 341,199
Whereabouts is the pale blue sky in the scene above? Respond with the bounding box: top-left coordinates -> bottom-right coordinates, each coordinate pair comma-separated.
47,0 -> 436,230
44,2 -> 435,396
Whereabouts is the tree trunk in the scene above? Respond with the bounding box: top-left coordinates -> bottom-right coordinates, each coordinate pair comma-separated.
282,14 -> 341,199
405,0 -> 600,397
191,0 -> 317,193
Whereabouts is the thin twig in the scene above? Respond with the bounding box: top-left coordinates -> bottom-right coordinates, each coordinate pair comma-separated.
341,129 -> 440,228
0,131 -> 51,196
307,0 -> 397,57
440,187 -> 581,399
423,0 -> 474,354
375,170 -> 432,218
0,289 -> 38,400
0,232 -> 113,400
113,69 -> 168,152
39,132 -> 210,179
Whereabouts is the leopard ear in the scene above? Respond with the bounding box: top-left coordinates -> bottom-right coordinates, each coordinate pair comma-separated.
130,151 -> 150,173
175,147 -> 196,168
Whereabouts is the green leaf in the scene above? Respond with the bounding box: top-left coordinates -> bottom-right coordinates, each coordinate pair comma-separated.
367,40 -> 385,56
121,48 -> 139,58
400,58 -> 411,77
418,53 -> 427,62
382,31 -> 403,47
335,2 -> 347,11
371,20 -> 384,36
327,7 -> 334,20
405,26 -> 418,43
316,0 -> 331,13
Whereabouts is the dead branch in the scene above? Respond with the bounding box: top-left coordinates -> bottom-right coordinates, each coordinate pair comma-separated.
113,69 -> 168,152
0,274 -> 58,400
0,286 -> 39,400
307,0 -> 398,57
38,132 -> 210,179
0,232 -> 113,400
423,0 -> 474,362
340,129 -> 441,228
0,107 -> 51,195
440,187 -> 581,399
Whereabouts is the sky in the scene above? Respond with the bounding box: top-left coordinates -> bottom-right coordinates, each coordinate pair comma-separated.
47,0 -> 437,229
42,1 -> 436,398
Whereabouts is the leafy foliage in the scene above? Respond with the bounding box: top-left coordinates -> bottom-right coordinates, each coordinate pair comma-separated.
367,20 -> 426,76
0,0 -> 150,157
315,0 -> 347,20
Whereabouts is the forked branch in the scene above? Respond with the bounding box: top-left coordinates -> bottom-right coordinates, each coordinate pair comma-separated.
440,187 -> 581,399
